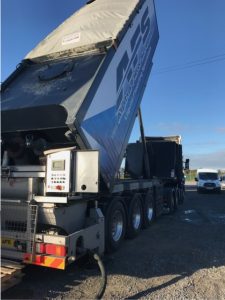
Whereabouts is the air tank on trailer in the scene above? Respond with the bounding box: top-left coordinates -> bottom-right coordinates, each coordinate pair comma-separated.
1,0 -> 159,190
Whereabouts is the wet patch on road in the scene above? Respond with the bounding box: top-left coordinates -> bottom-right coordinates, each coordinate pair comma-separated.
180,209 -> 225,225
180,209 -> 203,225
207,212 -> 225,224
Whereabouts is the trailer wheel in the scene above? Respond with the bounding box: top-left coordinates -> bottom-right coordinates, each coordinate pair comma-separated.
165,189 -> 175,214
173,188 -> 178,210
178,187 -> 185,204
142,190 -> 155,228
105,198 -> 126,253
197,187 -> 201,194
127,193 -> 143,238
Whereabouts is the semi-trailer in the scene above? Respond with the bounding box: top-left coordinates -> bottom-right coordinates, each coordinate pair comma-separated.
1,0 -> 187,271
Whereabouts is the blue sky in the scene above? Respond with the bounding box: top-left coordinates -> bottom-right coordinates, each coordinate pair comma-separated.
1,0 -> 225,169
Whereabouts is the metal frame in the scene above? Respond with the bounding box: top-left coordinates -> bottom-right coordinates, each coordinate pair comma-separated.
1,202 -> 38,262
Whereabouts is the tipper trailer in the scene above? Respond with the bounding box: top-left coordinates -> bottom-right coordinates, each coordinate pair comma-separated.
1,0 -> 186,271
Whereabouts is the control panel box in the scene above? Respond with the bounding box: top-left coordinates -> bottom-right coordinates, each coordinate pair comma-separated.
46,149 -> 99,194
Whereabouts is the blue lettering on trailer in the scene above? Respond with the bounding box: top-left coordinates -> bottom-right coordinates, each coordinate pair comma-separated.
81,0 -> 158,187
115,6 -> 151,132
117,7 -> 150,94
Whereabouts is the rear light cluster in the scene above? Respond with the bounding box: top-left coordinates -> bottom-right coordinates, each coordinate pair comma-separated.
36,243 -> 67,257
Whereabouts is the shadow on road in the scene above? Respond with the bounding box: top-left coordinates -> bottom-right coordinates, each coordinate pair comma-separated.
125,273 -> 188,299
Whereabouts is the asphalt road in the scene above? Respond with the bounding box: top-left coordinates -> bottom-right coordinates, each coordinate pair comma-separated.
2,185 -> 225,299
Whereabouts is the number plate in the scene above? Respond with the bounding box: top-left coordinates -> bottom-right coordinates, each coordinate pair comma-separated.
1,238 -> 15,248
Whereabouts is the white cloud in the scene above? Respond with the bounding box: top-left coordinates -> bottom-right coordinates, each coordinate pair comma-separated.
184,140 -> 223,147
155,122 -> 190,133
187,149 -> 225,170
216,127 -> 225,133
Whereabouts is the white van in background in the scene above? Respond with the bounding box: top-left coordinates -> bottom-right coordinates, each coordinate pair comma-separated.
195,168 -> 221,193
221,175 -> 225,190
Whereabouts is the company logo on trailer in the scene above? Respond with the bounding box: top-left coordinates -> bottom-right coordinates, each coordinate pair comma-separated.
115,6 -> 152,127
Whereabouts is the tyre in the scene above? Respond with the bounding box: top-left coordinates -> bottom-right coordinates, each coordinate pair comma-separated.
105,197 -> 126,253
173,188 -> 179,210
178,187 -> 185,204
142,190 -> 155,228
197,187 -> 202,194
165,188 -> 175,214
127,193 -> 143,239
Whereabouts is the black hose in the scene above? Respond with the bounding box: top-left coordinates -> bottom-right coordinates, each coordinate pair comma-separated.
91,252 -> 107,299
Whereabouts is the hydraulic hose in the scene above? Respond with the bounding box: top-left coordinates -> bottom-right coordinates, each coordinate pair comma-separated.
90,252 -> 107,299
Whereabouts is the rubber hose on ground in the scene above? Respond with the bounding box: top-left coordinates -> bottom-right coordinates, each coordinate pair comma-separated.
92,252 -> 107,299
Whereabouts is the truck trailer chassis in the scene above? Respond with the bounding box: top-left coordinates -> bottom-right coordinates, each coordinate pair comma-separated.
1,0 -> 186,273
1,164 -> 180,269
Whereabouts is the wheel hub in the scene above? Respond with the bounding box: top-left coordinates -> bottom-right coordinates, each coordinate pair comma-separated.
111,210 -> 123,242
132,202 -> 141,229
